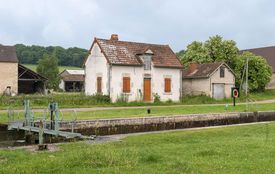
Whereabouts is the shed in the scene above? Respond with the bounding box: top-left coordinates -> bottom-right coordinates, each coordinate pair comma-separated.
18,64 -> 48,94
59,69 -> 84,92
182,62 -> 235,99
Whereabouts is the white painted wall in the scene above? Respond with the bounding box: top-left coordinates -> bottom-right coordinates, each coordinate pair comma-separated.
152,67 -> 181,101
85,43 -> 182,102
59,80 -> 65,91
85,43 -> 109,96
110,66 -> 144,102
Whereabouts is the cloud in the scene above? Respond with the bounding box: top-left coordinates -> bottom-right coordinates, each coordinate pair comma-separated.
0,0 -> 275,51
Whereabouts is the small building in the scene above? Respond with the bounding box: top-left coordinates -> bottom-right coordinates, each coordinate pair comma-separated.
182,62 -> 235,99
241,46 -> 275,89
84,34 -> 183,102
0,44 -> 47,95
59,69 -> 85,92
0,45 -> 19,95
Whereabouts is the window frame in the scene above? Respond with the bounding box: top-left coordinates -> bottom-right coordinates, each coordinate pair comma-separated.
122,77 -> 131,93
164,78 -> 171,93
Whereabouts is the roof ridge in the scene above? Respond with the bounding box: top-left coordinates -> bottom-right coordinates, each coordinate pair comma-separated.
96,38 -> 169,47
241,45 -> 275,51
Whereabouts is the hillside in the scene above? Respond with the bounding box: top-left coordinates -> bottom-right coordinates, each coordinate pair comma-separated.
15,44 -> 88,67
23,64 -> 82,73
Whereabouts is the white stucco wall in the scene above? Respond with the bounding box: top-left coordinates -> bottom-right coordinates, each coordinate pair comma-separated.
59,80 -> 65,91
85,43 -> 109,96
85,43 -> 182,102
110,66 -> 144,102
152,67 -> 181,101
182,65 -> 235,98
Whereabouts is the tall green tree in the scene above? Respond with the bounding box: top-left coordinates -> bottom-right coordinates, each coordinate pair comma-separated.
235,52 -> 272,92
179,35 -> 239,67
37,54 -> 60,90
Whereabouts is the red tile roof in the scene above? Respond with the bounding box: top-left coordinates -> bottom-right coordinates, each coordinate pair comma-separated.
90,38 -> 183,68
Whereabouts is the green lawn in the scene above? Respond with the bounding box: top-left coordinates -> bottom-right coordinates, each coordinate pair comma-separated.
1,102 -> 275,123
1,122 -> 275,173
23,64 -> 82,73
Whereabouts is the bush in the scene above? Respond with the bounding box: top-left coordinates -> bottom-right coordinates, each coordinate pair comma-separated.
153,93 -> 161,103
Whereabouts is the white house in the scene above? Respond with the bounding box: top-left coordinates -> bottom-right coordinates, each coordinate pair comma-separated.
84,34 -> 183,102
182,62 -> 235,99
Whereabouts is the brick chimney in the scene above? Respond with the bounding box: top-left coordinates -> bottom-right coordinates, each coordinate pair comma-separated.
188,63 -> 198,73
110,34 -> 119,41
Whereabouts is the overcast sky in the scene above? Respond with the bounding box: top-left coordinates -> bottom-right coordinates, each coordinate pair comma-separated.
0,0 -> 275,51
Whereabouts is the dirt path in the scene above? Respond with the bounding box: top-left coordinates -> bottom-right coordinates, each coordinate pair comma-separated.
1,98 -> 275,113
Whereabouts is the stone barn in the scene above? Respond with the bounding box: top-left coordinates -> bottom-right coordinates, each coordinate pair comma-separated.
182,62 -> 235,99
0,44 -> 47,95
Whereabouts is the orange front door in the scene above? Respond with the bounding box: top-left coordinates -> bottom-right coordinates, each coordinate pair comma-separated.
143,78 -> 151,102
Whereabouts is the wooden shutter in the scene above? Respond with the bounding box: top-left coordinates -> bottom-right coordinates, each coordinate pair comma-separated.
123,77 -> 130,93
164,78 -> 171,93
97,77 -> 102,93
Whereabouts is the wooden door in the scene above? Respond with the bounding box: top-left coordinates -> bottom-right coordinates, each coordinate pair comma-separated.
143,79 -> 151,102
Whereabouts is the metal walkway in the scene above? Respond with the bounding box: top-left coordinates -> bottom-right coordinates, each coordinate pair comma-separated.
8,122 -> 82,139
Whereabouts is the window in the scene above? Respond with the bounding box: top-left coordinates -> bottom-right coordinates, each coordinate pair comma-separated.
164,78 -> 171,93
220,67 -> 225,78
97,77 -> 102,93
143,55 -> 151,70
123,77 -> 131,93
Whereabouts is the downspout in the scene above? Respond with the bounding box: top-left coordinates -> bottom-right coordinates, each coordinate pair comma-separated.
108,63 -> 112,97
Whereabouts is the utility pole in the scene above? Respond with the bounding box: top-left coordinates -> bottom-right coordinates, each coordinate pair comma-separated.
246,58 -> 249,111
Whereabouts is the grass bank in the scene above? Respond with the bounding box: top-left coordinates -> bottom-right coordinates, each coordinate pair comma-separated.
1,89 -> 275,110
1,122 -> 275,173
1,102 -> 274,123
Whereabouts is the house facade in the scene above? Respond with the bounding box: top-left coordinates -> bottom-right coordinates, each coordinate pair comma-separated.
241,46 -> 275,89
182,62 -> 235,99
59,69 -> 85,92
84,34 -> 183,102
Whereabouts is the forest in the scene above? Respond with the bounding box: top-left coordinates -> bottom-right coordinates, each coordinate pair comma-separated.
15,44 -> 88,67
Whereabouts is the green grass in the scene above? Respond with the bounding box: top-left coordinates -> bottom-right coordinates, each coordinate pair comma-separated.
1,102 -> 275,123
23,64 -> 82,73
1,122 -> 275,173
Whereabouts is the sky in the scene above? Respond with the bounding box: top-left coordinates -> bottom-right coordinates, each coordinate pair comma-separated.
0,0 -> 275,52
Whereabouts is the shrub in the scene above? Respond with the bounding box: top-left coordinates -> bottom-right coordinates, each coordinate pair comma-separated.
153,93 -> 161,103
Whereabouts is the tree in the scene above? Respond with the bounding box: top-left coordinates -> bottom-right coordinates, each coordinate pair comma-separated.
37,54 -> 60,90
179,35 -> 239,67
235,52 -> 272,92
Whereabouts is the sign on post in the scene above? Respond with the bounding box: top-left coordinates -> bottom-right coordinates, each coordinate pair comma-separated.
231,87 -> 239,106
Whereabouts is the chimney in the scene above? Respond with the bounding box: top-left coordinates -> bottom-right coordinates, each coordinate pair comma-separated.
188,63 -> 198,73
110,34 -> 119,41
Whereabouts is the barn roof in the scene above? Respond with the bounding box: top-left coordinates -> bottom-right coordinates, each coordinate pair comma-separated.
182,62 -> 234,79
0,45 -> 18,63
85,36 -> 183,69
59,69 -> 85,82
241,46 -> 275,72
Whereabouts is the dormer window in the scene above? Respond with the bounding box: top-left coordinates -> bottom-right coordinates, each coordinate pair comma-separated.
143,49 -> 153,70
143,55 -> 151,70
